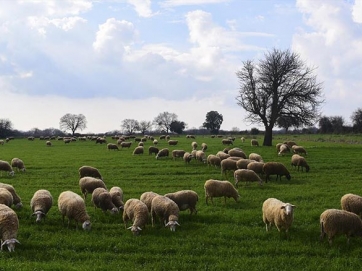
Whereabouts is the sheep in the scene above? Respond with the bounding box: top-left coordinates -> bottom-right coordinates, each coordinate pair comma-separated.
120,141 -> 132,148
262,198 -> 295,237
220,158 -> 238,177
30,189 -> 53,222
277,143 -> 290,156
140,191 -> 160,212
138,142 -> 144,147
159,135 -> 166,140
191,141 -> 198,150
263,162 -> 291,182
164,190 -> 198,215
216,151 -> 230,161
201,143 -> 208,152
0,160 -> 14,177
251,139 -> 259,146
234,169 -> 263,187
79,176 -> 107,199
168,140 -> 178,146
46,141 -> 52,146
341,193 -> 362,218
123,199 -> 149,235
63,138 -> 71,144
0,188 -> 13,207
172,150 -> 186,160
107,143 -> 119,151
207,154 -> 221,168
58,191 -> 91,230
236,159 -> 254,169
148,146 -> 159,156
228,148 -> 246,159
247,161 -> 265,175
0,204 -> 20,252
79,165 -> 103,180
166,135 -> 170,140
291,154 -> 310,172
133,146 -> 144,155
0,140 -> 3,145
284,141 -> 297,148
156,148 -> 169,159
204,179 -> 239,205
153,139 -> 158,145
320,209 -> 362,245
240,137 -> 245,142
183,152 -> 193,163
195,150 -> 207,163
109,186 -> 124,210
249,153 -> 263,162
95,137 -> 106,144
151,195 -> 180,231
221,139 -> 233,145
11,158 -> 26,172
0,183 -> 22,209
191,149 -> 197,159
91,187 -> 118,214
292,145 -> 307,155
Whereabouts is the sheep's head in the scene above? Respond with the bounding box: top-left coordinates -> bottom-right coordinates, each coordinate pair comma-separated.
15,202 -> 23,209
127,225 -> 142,236
110,207 -> 119,215
281,203 -> 296,216
165,220 -> 180,232
1,239 -> 20,252
32,210 -> 46,222
9,171 -> 15,176
82,221 -> 92,231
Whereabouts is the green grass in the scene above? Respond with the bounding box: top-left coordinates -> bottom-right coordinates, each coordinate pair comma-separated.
1,134 -> 362,270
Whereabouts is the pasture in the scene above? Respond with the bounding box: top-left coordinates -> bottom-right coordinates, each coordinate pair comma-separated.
0,134 -> 362,270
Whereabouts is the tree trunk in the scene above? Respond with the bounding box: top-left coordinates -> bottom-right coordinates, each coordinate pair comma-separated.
263,125 -> 273,146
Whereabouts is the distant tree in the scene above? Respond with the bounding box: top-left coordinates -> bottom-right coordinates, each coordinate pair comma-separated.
0,119 -> 13,138
231,127 -> 240,133
121,119 -> 140,135
351,108 -> 362,132
202,111 -> 223,134
138,120 -> 152,135
170,121 -> 186,134
59,113 -> 87,135
153,112 -> 178,134
276,115 -> 300,133
250,128 -> 260,135
236,48 -> 324,146
330,116 -> 344,134
318,116 -> 333,133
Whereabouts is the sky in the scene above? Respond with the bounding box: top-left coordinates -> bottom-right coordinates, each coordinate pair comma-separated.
0,0 -> 362,134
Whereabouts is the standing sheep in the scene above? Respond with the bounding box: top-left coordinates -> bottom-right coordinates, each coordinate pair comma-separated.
234,169 -> 263,187
0,204 -> 20,252
195,150 -> 207,163
109,186 -> 124,210
11,158 -> 26,172
164,190 -> 198,215
191,141 -> 198,150
172,150 -> 186,160
0,188 -> 13,207
201,143 -> 208,152
168,140 -> 178,146
236,159 -> 254,169
183,152 -> 193,164
148,146 -> 159,156
0,183 -> 22,209
228,148 -> 246,159
156,148 -> 169,159
91,188 -> 118,214
277,144 -> 290,156
292,145 -> 307,155
79,177 -> 107,199
221,139 -> 233,146
247,161 -> 265,175
79,165 -> 103,180
251,139 -> 259,146
204,179 -> 240,205
120,141 -> 132,149
221,158 -> 238,177
30,189 -> 53,222
107,143 -> 119,151
291,154 -> 310,172
207,154 -> 221,168
133,146 -> 144,155
151,195 -> 180,231
263,162 -> 291,182
140,191 -> 160,212
341,193 -> 362,217
58,191 -> 91,230
0,160 -> 14,177
262,198 -> 296,237
123,199 -> 149,235
249,153 -> 263,162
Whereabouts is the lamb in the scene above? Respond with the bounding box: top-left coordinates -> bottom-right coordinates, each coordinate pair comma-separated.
262,198 -> 295,237
0,160 -> 14,177
109,186 -> 124,210
151,195 -> 180,231
236,159 -> 254,169
0,188 -> 13,207
164,190 -> 198,215
341,193 -> 362,217
168,140 -> 178,146
191,141 -> 198,150
195,150 -> 207,163
207,154 -> 221,168
107,143 -> 119,151
291,154 -> 310,172
263,162 -> 291,182
133,146 -> 144,155
148,146 -> 159,156
172,150 -> 186,160
183,152 -> 193,163
247,161 -> 265,175
234,169 -> 263,187
251,139 -> 259,146
277,143 -> 290,156
79,176 -> 107,199
221,139 -> 233,145
216,151 -> 230,161
79,165 -> 103,180
292,145 -> 307,155
220,158 -> 238,176
156,148 -> 169,159
120,141 -> 132,148
91,188 -> 118,214
140,191 -> 160,212
58,191 -> 91,230
249,153 -> 263,162
201,143 -> 208,152
0,204 -> 20,252
30,189 -> 53,222
0,183 -> 22,209
123,199 -> 149,235
320,209 -> 362,245
228,148 -> 246,158
204,179 -> 239,205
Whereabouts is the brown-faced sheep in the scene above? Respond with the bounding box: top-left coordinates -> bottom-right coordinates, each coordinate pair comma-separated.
234,169 -> 263,187
123,199 -> 149,235
30,189 -> 53,222
164,190 -> 198,215
151,195 -> 180,231
79,166 -> 103,180
263,162 -> 291,182
204,179 -> 239,205
284,141 -> 297,148
172,150 -> 186,160
0,204 -> 20,252
79,177 -> 107,199
291,154 -> 310,172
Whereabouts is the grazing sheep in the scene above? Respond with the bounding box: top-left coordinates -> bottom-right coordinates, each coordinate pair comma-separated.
172,150 -> 186,160
133,146 -> 144,155
79,177 -> 107,199
221,158 -> 238,176
207,154 -> 221,168
251,139 -> 259,146
247,161 -> 265,175
30,189 -> 53,222
228,148 -> 246,159
292,145 -> 307,155
58,191 -> 91,230
63,138 -> 71,144
11,158 -> 26,172
191,149 -> 197,159
204,179 -> 239,205
278,143 -> 290,156
0,160 -> 14,177
159,135 -> 166,140
0,183 -> 22,209
138,142 -> 144,147
151,195 -> 180,231
240,137 -> 245,142
109,186 -> 124,210
263,162 -> 291,182
148,146 -> 159,156
120,141 -> 132,148
0,188 -> 13,207
0,140 -> 3,145
216,151 -> 230,161
153,139 -> 158,145
186,135 -> 195,139
236,159 -> 254,169
222,139 -> 233,145
191,141 -> 198,150
123,199 -> 149,235
46,141 -> 52,146
201,143 -> 208,152
223,148 -> 229,154
91,188 -> 118,214
95,137 -> 106,144
320,209 -> 362,245
79,165 -> 103,180
140,191 -> 160,212
249,153 -> 263,162
291,154 -> 310,172
156,148 -> 169,159
195,150 -> 207,163
284,141 -> 297,148
341,193 -> 362,217
228,156 -> 243,161
166,135 -> 170,140
107,143 -> 119,151
164,190 -> 198,215
262,198 -> 295,236
183,152 -> 193,164
234,169 -> 263,187
0,204 -> 20,252
168,140 -> 178,146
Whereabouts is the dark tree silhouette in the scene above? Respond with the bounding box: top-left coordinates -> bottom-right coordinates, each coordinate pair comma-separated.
153,112 -> 178,134
0,119 -> 13,138
170,121 -> 186,134
318,116 -> 333,133
351,108 -> 362,132
202,111 -> 223,134
59,113 -> 87,135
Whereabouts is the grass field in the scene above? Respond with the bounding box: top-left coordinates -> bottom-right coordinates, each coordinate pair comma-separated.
1,134 -> 362,270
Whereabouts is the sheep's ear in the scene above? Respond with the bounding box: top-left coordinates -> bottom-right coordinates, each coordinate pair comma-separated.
137,227 -> 142,231
291,205 -> 296,208
127,226 -> 133,230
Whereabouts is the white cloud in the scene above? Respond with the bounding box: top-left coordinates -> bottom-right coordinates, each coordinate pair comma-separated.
127,0 -> 154,17
161,0 -> 230,7
352,0 -> 362,23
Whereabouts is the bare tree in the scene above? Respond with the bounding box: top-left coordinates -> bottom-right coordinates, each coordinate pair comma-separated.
138,120 -> 152,135
59,113 -> 87,135
236,48 -> 324,146
0,119 -> 13,138
121,119 -> 140,135
153,112 -> 178,134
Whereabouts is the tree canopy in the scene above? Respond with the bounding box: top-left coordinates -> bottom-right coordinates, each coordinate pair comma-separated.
121,119 -> 140,135
202,111 -> 223,134
153,112 -> 178,134
351,108 -> 362,132
0,119 -> 13,138
170,120 -> 186,134
59,113 -> 87,135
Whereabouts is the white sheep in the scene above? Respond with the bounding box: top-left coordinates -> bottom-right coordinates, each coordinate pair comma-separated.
183,152 -> 193,163
221,139 -> 233,145
30,189 -> 53,222
109,186 -> 124,210
58,191 -> 91,230
262,198 -> 296,236
46,141 -> 52,147
107,143 -> 119,151
0,183 -> 22,209
341,193 -> 362,217
153,139 -> 158,145
0,204 -> 20,252
236,159 -> 254,169
247,161 -> 265,175
277,143 -> 290,155
0,160 -> 14,177
123,198 -> 149,235
91,188 -> 118,214
0,140 -> 4,145
11,158 -> 26,172
191,141 -> 198,150
79,176 -> 107,199
133,146 -> 144,155
164,190 -> 198,215
251,139 -> 259,146
263,162 -> 291,182
0,188 -> 13,207
140,191 -> 160,212
151,195 -> 180,231
220,158 -> 238,177
204,179 -> 240,205
201,143 -> 208,152
291,154 -> 310,172
320,209 -> 362,245
195,150 -> 207,163
207,154 -> 221,168
172,150 -> 186,160
249,153 -> 263,162
79,165 -> 103,180
228,148 -> 246,159
292,145 -> 307,155
156,148 -> 169,159
120,141 -> 132,148
234,169 -> 263,187
240,137 -> 245,142
216,151 -> 230,161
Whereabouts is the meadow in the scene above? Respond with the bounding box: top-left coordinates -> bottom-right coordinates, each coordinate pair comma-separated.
0,133 -> 362,270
